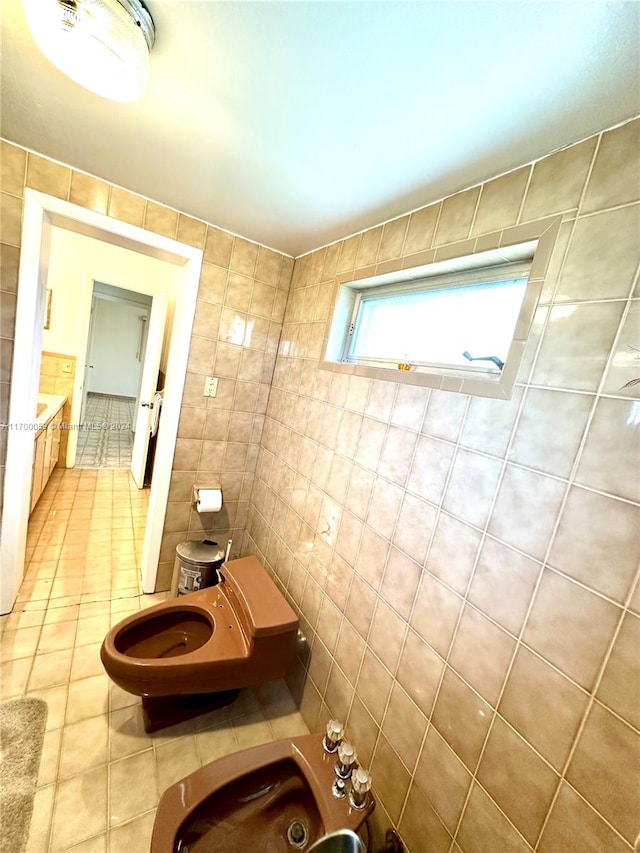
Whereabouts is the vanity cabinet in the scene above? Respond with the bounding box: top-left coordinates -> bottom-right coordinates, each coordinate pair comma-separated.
30,401 -> 64,513
31,430 -> 46,512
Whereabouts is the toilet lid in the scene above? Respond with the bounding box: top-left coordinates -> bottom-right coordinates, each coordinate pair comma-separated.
222,556 -> 298,637
176,539 -> 225,567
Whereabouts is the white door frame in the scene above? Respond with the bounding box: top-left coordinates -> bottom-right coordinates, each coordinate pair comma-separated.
0,189 -> 203,613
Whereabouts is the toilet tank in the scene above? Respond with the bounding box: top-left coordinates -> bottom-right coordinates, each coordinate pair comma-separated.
221,556 -> 298,638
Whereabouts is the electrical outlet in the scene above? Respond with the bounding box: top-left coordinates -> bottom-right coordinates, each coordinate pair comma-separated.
62,360 -> 73,374
203,376 -> 218,397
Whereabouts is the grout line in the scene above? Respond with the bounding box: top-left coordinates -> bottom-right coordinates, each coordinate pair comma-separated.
516,164 -> 536,225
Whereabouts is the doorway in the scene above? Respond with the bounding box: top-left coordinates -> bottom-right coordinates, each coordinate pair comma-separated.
77,283 -> 153,470
0,189 -> 203,613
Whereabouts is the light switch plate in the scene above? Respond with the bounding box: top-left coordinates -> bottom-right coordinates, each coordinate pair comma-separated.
203,376 -> 218,397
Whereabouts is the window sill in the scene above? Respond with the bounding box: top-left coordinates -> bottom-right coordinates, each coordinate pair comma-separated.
320,349 -> 523,399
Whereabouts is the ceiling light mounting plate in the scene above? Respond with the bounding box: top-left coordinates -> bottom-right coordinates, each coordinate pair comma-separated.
116,0 -> 155,50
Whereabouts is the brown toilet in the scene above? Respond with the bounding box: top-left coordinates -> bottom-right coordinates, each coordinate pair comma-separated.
100,556 -> 298,731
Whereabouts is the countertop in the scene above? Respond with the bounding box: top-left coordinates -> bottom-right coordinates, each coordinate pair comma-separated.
36,394 -> 67,429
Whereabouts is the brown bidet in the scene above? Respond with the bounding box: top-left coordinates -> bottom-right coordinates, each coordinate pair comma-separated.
100,556 -> 298,731
151,734 -> 375,852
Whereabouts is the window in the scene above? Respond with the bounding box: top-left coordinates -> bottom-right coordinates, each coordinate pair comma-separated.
345,264 -> 529,373
322,222 -> 562,400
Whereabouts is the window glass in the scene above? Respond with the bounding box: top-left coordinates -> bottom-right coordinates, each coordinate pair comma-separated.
346,274 -> 528,372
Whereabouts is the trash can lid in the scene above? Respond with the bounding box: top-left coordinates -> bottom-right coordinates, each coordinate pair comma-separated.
176,539 -> 226,567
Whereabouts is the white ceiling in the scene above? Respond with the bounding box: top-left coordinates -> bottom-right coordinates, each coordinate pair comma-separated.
1,1 -> 639,256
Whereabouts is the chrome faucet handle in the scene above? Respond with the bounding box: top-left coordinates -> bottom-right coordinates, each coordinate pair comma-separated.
323,719 -> 344,753
349,767 -> 372,809
334,741 -> 357,779
332,777 -> 347,799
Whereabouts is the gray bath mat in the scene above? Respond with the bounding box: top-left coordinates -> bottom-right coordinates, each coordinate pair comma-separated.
0,697 -> 48,853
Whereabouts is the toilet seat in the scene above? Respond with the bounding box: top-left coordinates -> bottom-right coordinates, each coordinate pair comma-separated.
101,587 -> 250,696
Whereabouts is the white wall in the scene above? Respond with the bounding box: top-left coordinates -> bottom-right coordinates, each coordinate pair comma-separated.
44,228 -> 182,464
88,297 -> 148,396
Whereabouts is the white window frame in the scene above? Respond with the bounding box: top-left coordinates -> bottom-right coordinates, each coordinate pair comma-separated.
321,217 -> 562,400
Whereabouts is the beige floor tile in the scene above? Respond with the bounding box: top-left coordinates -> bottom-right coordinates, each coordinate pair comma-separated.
60,543 -> 90,560
109,682 -> 139,713
65,530 -> 91,544
254,679 -> 298,714
269,710 -> 310,740
0,625 -> 41,661
155,736 -> 201,792
76,614 -> 111,646
109,703 -> 151,760
26,561 -> 58,580
109,750 -> 158,827
232,710 -> 274,750
27,578 -> 55,600
63,832 -> 107,853
48,595 -> 82,609
1,608 -> 45,631
38,620 -> 78,653
27,684 -> 69,731
56,561 -> 86,578
71,642 -> 105,681
224,687 -> 261,717
67,512 -> 96,529
194,723 -> 240,765
108,811 -> 156,853
51,766 -> 108,851
149,716 -> 196,746
66,674 -> 110,724
16,597 -> 48,613
87,536 -> 113,552
59,715 -> 109,778
29,784 -> 55,853
110,586 -> 140,601
112,572 -> 139,590
44,604 -> 80,625
38,727 -> 62,786
78,601 -> 111,620
29,649 -> 73,691
110,598 -> 140,619
50,578 -> 83,599
189,702 -> 239,734
80,592 -> 112,606
82,583 -> 113,601
31,544 -> 62,562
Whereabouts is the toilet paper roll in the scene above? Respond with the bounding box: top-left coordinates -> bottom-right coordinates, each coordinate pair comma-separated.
196,488 -> 223,513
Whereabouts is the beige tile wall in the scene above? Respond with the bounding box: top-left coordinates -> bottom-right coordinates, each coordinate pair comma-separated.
246,118 -> 640,852
0,141 -> 293,585
1,119 -> 639,851
39,351 -> 76,466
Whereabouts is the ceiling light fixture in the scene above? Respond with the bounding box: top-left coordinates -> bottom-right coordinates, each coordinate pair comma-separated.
22,0 -> 155,103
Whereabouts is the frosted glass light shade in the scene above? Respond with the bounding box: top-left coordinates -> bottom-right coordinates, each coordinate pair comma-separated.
23,0 -> 154,103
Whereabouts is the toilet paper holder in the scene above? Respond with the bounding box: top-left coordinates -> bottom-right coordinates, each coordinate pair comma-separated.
192,484 -> 222,508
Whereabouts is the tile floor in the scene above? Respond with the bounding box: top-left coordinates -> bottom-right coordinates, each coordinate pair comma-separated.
1,468 -> 308,853
75,394 -> 135,470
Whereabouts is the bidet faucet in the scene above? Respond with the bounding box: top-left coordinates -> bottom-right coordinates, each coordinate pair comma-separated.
348,768 -> 372,809
334,741 -> 357,780
323,719 -> 344,753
